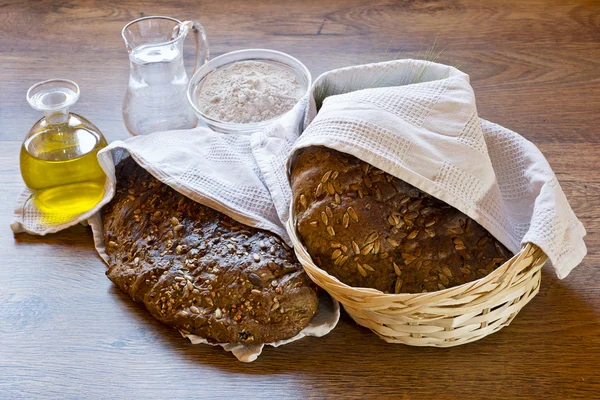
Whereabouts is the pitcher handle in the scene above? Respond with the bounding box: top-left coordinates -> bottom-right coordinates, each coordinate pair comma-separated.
183,20 -> 209,73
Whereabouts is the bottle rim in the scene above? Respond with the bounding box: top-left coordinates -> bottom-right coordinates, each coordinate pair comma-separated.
26,79 -> 80,112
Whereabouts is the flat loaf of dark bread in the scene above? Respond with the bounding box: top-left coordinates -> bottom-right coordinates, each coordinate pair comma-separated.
103,158 -> 318,344
290,146 -> 512,294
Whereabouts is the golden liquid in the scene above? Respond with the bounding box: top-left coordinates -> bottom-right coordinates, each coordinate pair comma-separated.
20,121 -> 108,215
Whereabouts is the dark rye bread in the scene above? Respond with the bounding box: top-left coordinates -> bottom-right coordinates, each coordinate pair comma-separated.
290,146 -> 512,294
102,158 -> 318,344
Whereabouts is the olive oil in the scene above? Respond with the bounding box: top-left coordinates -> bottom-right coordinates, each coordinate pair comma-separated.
21,79 -> 108,216
20,118 -> 108,214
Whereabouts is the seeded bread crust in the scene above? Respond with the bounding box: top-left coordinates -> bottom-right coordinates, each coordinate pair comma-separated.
103,158 -> 318,344
290,146 -> 512,294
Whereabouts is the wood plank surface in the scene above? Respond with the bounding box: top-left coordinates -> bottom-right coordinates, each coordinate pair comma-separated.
1,0 -> 599,399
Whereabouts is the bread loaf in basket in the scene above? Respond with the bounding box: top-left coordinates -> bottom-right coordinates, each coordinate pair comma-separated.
289,146 -> 547,346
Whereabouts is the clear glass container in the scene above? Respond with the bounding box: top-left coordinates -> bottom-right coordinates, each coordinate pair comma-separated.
20,79 -> 108,215
122,16 -> 209,136
187,49 -> 311,134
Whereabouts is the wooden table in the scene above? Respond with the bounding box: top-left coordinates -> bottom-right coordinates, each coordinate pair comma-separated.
1,1 -> 599,398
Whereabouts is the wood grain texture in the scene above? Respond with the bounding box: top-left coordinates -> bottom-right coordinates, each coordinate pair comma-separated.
1,0 -> 599,399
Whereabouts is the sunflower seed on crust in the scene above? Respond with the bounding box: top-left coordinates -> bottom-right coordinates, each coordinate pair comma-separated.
365,232 -> 379,245
439,274 -> 450,286
327,182 -> 335,195
386,237 -> 399,247
347,207 -> 358,222
300,194 -> 307,209
408,199 -> 422,211
402,253 -> 417,264
357,263 -> 368,277
449,227 -> 464,235
325,206 -> 333,219
361,243 -> 374,255
404,211 -> 418,220
407,230 -> 419,240
395,278 -> 403,294
373,240 -> 380,254
315,183 -> 323,197
174,224 -> 184,232
333,181 -> 343,195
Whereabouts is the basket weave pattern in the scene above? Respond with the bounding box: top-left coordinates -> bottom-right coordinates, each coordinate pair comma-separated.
287,215 -> 547,347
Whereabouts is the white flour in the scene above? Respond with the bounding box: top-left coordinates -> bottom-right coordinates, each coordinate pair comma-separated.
197,61 -> 304,123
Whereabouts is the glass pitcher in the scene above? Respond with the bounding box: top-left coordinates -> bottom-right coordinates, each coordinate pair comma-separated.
122,16 -> 209,136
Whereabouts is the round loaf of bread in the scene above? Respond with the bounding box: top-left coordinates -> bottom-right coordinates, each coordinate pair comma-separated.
290,146 -> 512,294
103,158 -> 319,344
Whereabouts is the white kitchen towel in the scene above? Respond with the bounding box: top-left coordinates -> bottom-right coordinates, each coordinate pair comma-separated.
12,128 -> 288,243
284,59 -> 586,279
11,126 -> 340,362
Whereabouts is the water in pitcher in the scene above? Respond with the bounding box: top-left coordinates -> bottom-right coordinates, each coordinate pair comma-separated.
121,16 -> 209,135
123,42 -> 197,135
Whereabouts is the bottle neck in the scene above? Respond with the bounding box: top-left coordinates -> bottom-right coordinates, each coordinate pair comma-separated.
44,107 -> 69,125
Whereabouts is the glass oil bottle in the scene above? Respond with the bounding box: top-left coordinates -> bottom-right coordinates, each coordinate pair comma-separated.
20,79 -> 108,215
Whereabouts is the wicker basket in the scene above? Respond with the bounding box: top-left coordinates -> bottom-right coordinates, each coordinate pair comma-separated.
287,210 -> 548,347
